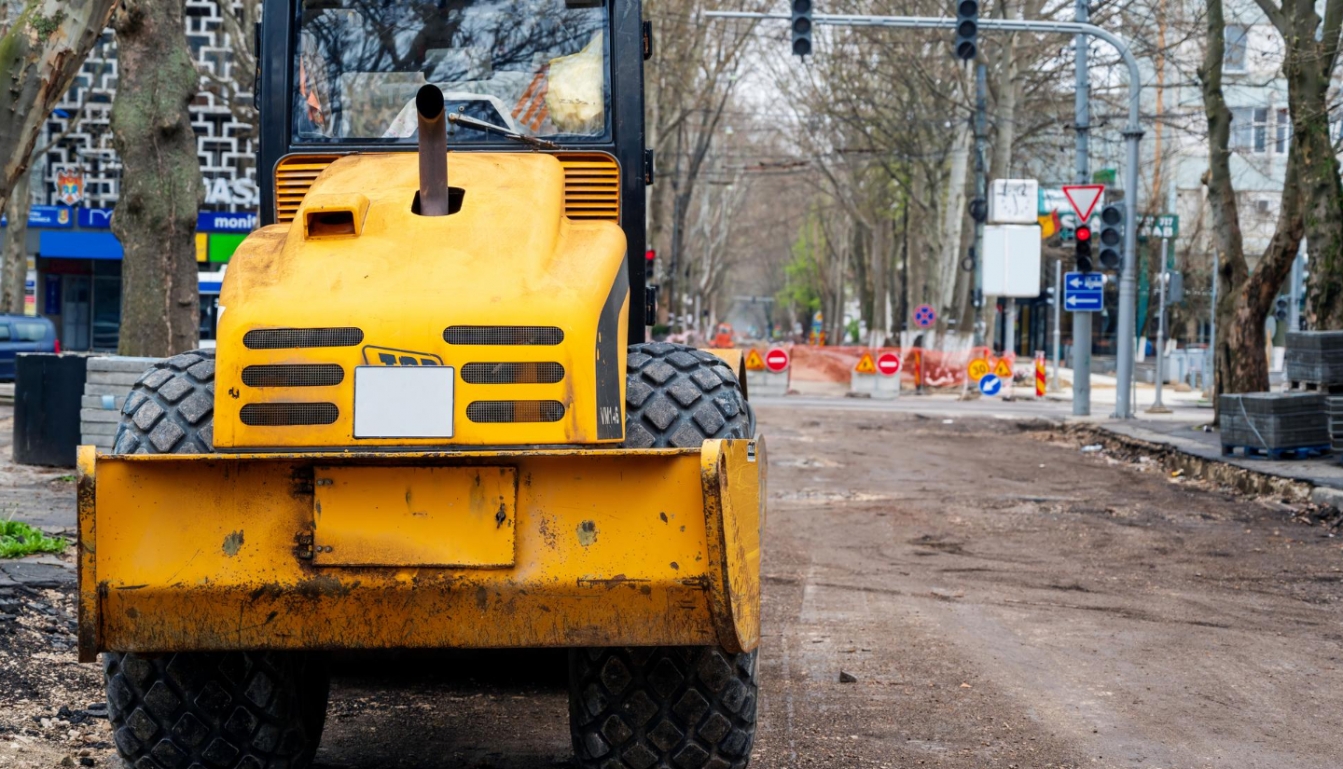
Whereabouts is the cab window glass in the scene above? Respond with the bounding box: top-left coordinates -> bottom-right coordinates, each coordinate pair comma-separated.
294,0 -> 609,143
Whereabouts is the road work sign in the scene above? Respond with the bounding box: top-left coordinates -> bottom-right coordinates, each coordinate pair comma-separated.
1062,184 -> 1105,221
1064,271 -> 1104,312
994,358 -> 1013,379
967,358 -> 990,381
854,352 -> 877,374
765,347 -> 790,373
744,349 -> 766,371
978,374 -> 1003,397
876,352 -> 901,376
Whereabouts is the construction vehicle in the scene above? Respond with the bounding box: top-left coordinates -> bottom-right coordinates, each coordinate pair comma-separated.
76,3 -> 764,768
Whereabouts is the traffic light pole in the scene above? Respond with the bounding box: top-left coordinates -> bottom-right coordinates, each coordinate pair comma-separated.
707,9 -> 1146,417
1071,0 -> 1091,416
973,63 -> 987,348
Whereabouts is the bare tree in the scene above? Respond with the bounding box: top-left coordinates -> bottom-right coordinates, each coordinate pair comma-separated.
1250,0 -> 1343,328
0,0 -> 117,214
111,0 -> 202,355
1199,0 -> 1304,411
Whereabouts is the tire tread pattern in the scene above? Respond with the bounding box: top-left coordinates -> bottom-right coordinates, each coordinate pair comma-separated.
570,647 -> 758,769
622,342 -> 754,449
113,350 -> 216,455
103,651 -> 320,769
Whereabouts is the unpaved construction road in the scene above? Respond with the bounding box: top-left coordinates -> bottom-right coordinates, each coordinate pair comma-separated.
4,406 -> 1343,768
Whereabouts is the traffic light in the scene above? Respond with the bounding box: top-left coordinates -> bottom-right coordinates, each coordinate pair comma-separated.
1098,204 -> 1123,271
954,0 -> 979,60
791,0 -> 813,58
1075,223 -> 1093,273
1275,295 -> 1289,322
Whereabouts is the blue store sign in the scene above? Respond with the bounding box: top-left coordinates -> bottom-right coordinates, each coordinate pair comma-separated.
28,206 -> 73,228
78,207 -> 114,229
197,211 -> 257,232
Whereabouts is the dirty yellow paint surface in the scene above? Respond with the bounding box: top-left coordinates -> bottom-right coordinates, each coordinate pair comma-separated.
214,152 -> 629,450
312,466 -> 516,567
77,442 -> 762,660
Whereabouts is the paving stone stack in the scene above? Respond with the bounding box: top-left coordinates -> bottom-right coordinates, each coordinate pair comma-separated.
80,357 -> 159,451
1219,392 -> 1329,456
1285,331 -> 1343,451
1285,331 -> 1343,388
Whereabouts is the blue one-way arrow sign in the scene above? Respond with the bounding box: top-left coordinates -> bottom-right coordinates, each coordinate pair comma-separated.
1064,271 -> 1104,312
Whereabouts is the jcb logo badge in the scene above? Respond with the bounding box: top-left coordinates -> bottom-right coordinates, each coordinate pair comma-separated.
362,346 -> 443,367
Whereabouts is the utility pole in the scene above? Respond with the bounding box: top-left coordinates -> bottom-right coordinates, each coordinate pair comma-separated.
1052,258 -> 1062,390
1147,237 -> 1171,413
973,63 -> 988,347
1071,0 -> 1091,417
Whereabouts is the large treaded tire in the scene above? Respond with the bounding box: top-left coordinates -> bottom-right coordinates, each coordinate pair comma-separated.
104,351 -> 329,769
113,350 -> 216,454
568,343 -> 759,769
103,651 -> 328,769
569,647 -> 759,769
622,342 -> 754,449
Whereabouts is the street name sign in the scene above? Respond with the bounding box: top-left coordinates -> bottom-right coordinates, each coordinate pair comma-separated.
1063,271 -> 1104,312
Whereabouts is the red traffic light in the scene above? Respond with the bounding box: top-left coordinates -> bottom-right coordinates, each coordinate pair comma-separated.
645,249 -> 656,262
1076,225 -> 1092,242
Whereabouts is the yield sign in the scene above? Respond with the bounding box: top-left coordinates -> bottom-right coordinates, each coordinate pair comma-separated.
1062,184 -> 1106,222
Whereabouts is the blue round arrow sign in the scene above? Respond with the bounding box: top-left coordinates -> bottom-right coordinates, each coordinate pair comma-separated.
978,373 -> 1002,396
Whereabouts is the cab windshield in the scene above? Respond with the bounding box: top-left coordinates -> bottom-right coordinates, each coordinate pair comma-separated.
293,0 -> 610,143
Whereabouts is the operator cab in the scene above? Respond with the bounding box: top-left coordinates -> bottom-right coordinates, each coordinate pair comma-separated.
256,0 -> 650,333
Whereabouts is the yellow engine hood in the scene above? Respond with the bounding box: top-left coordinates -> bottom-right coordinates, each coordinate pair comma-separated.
214,152 -> 629,449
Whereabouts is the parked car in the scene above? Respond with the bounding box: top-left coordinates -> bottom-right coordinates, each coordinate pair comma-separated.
0,315 -> 58,380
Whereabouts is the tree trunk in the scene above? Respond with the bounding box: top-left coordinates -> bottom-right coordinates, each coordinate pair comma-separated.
0,0 -> 119,213
1198,0 -> 1250,421
2,172 -> 30,314
110,0 -> 202,356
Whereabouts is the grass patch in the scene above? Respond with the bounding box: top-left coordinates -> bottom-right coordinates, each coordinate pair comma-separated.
0,520 -> 67,558
54,474 -> 76,483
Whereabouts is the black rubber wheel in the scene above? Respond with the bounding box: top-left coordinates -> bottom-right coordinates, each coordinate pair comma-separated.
113,349 -> 216,454
569,646 -> 759,769
621,342 -> 754,449
104,350 -> 330,768
103,651 -> 329,769
567,343 -> 759,769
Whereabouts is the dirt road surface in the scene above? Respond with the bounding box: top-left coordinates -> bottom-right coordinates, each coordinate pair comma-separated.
4,406 -> 1343,768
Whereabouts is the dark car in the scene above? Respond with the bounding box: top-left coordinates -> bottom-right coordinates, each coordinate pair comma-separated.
0,315 -> 58,380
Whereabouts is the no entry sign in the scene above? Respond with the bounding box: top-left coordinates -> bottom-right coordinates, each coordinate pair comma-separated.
876,352 -> 901,377
764,347 -> 790,373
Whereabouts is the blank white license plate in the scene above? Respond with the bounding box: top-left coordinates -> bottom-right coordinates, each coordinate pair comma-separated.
353,366 -> 454,438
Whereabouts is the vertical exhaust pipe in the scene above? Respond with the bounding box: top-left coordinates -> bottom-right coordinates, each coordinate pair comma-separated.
416,84 -> 450,216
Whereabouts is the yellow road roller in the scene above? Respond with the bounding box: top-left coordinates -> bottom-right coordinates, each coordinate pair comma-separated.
76,2 -> 764,767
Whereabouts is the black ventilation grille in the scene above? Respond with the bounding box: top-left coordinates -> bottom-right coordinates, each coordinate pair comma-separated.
466,401 -> 565,423
240,403 -> 339,426
242,364 -> 344,388
243,327 -> 364,349
461,362 -> 565,384
444,326 -> 564,346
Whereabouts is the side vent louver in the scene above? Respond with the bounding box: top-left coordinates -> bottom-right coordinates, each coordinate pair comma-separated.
240,403 -> 339,426
462,362 -> 565,384
242,364 -> 344,387
558,153 -> 619,222
466,401 -> 565,423
444,326 -> 564,346
244,328 -> 364,349
275,155 -> 340,223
